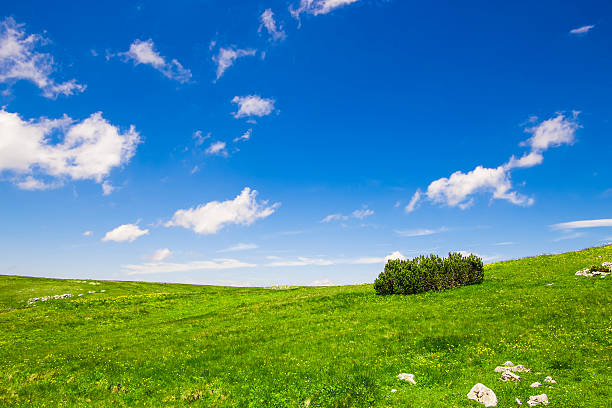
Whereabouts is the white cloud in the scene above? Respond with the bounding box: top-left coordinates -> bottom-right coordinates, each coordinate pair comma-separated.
309,279 -> 332,286
123,258 -> 255,275
193,130 -> 210,146
213,47 -> 256,80
0,109 -> 140,190
551,219 -> 612,230
149,248 -> 172,261
414,114 -> 579,210
165,187 -> 280,235
570,25 -> 595,35
102,223 -> 149,243
395,227 -> 447,237
268,251 -> 406,267
520,113 -> 579,152
426,165 -> 533,209
234,129 -> 252,143
231,95 -> 275,118
259,9 -> 286,41
552,232 -> 584,242
290,0 -> 359,20
494,241 -> 515,246
218,243 -> 258,252
82,230 -> 93,236
321,213 -> 348,223
0,17 -> 85,98
119,39 -> 191,83
457,251 -> 499,263
405,190 -> 421,213
205,141 -> 228,157
352,207 -> 374,219
102,180 -> 115,195
267,257 -> 334,267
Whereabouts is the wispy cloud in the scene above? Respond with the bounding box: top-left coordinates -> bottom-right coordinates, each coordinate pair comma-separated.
118,39 -> 191,83
0,17 -> 85,98
259,9 -> 286,41
149,248 -> 173,261
322,206 -> 374,223
494,241 -> 515,246
213,47 -> 256,80
551,219 -> 612,230
395,227 -> 447,237
102,223 -> 149,243
123,258 -> 255,275
290,0 -> 359,21
231,95 -> 275,118
405,190 -> 421,213
552,232 -> 584,242
234,129 -> 252,143
205,141 -> 228,157
218,243 -> 258,253
266,251 -> 406,267
569,25 -> 595,35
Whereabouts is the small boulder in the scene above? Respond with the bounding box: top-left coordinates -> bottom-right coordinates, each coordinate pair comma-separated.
530,382 -> 541,388
504,361 -> 514,367
527,394 -> 548,406
516,398 -> 522,405
397,373 -> 416,384
467,383 -> 497,407
543,376 -> 556,384
500,371 -> 520,382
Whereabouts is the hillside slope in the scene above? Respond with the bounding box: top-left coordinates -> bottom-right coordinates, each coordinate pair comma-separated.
0,246 -> 611,407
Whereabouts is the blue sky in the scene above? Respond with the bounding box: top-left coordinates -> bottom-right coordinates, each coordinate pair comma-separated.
0,0 -> 611,286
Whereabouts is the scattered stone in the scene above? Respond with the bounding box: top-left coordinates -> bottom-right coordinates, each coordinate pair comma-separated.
78,294 -> 83,296
28,294 -> 72,304
467,383 -> 497,407
391,389 -> 397,393
397,373 -> 416,384
88,282 -> 100,285
545,283 -> 553,286
100,290 -> 106,293
516,398 -> 522,405
504,361 -> 514,367
88,291 -> 95,294
527,394 -> 548,406
575,262 -> 611,277
495,364 -> 531,373
500,371 -> 520,382
530,382 -> 541,388
543,376 -> 556,384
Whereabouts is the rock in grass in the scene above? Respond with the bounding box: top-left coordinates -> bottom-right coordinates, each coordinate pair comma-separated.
494,364 -> 531,373
467,383 -> 497,407
516,398 -> 522,405
504,361 -> 514,367
527,394 -> 548,406
500,371 -> 520,382
530,382 -> 541,388
397,373 -> 416,384
543,376 -> 556,384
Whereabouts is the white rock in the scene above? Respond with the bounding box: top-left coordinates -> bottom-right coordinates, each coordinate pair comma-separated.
543,376 -> 556,384
527,394 -> 548,406
513,365 -> 531,373
500,371 -> 520,381
467,383 -> 497,407
504,361 -> 514,367
530,382 -> 541,388
397,373 -> 416,384
516,398 -> 522,405
391,389 -> 397,393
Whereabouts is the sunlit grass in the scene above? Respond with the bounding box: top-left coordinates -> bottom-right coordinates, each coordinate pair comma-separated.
0,245 -> 610,407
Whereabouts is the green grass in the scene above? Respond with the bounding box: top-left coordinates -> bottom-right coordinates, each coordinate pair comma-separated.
1,246 -> 611,407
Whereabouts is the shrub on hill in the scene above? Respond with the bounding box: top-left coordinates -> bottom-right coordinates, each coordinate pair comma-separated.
374,252 -> 484,295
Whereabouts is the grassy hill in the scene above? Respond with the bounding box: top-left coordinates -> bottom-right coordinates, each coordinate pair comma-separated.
0,246 -> 610,407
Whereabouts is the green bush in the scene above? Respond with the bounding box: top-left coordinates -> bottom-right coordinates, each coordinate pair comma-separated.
373,253 -> 484,295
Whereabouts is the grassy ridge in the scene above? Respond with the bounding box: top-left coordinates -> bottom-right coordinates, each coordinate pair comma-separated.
0,246 -> 611,407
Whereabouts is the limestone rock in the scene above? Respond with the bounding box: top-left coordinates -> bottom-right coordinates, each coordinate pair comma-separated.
543,376 -> 556,384
467,383 -> 497,407
504,361 -> 514,367
500,371 -> 520,382
530,382 -> 541,388
527,394 -> 548,406
516,398 -> 522,405
397,373 -> 416,384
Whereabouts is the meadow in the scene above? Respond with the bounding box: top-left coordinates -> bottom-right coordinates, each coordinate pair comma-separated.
0,245 -> 610,407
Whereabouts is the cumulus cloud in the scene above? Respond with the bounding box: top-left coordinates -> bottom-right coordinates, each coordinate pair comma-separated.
102,223 -> 149,243
123,258 -> 255,275
234,129 -> 252,143
205,141 -> 228,157
149,248 -> 172,261
119,39 -> 191,83
0,109 -> 140,190
259,9 -> 286,41
570,25 -> 595,35
0,17 -> 85,98
290,0 -> 359,20
417,114 -> 579,210
231,95 -> 275,118
551,219 -> 612,230
218,243 -> 258,253
165,187 -> 280,235
213,47 -> 256,80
